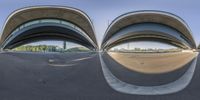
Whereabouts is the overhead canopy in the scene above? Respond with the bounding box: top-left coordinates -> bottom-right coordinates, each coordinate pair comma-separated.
0,6 -> 98,49
103,23 -> 192,50
102,10 -> 196,49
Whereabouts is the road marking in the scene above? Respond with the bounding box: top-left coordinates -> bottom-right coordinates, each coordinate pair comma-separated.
48,53 -> 97,67
99,52 -> 198,95
72,56 -> 93,62
48,63 -> 76,67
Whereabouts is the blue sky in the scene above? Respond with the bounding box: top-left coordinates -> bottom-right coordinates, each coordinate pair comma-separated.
111,41 -> 177,50
0,0 -> 200,47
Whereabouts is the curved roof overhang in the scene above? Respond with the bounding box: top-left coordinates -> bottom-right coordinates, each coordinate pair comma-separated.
102,10 -> 196,49
0,6 -> 97,49
102,23 -> 191,50
2,23 -> 94,50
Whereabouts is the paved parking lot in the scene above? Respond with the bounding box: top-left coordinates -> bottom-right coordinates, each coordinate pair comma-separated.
0,52 -> 199,100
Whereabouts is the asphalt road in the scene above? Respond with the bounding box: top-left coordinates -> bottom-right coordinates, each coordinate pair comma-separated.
0,52 -> 200,100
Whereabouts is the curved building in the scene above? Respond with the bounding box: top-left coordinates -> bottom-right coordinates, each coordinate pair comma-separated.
101,10 -> 196,50
0,6 -> 98,50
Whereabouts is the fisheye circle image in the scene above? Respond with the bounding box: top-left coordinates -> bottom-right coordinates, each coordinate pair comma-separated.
0,0 -> 200,100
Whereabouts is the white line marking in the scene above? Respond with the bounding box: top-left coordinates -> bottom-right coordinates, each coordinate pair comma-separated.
48,63 -> 76,67
72,56 -> 93,62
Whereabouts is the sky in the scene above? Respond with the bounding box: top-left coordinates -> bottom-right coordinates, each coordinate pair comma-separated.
111,41 -> 177,50
23,40 -> 176,50
0,0 -> 200,47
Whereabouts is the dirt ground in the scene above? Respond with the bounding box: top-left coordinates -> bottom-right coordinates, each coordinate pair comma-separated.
108,52 -> 198,74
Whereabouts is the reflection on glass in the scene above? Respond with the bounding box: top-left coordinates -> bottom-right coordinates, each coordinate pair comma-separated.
12,40 -> 91,53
